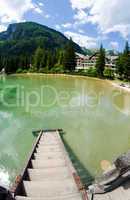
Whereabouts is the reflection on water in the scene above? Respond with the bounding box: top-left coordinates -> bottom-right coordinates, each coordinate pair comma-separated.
112,89 -> 130,115
0,75 -> 130,186
0,168 -> 10,189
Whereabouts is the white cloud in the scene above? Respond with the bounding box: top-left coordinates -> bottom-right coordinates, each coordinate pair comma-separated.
70,0 -> 92,10
105,25 -> 130,39
62,23 -> 73,28
1,16 -> 11,23
0,0 -> 43,24
32,4 -> 43,14
110,41 -> 119,49
65,31 -> 97,48
74,10 -> 88,24
55,24 -> 61,30
78,29 -> 85,34
70,0 -> 130,38
45,14 -> 50,19
38,2 -> 44,7
0,25 -> 6,32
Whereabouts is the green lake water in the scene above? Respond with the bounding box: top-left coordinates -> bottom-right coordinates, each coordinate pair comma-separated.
0,74 -> 130,187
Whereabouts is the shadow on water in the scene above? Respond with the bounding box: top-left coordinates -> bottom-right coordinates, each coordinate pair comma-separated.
60,131 -> 94,187
32,130 -> 42,137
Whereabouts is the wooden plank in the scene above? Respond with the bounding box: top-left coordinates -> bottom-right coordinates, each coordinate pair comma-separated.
28,168 -> 71,181
14,130 -> 88,200
94,194 -> 112,200
23,180 -> 79,197
16,193 -> 82,200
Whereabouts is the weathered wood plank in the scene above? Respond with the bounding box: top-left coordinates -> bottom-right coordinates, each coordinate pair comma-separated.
14,130 -> 86,200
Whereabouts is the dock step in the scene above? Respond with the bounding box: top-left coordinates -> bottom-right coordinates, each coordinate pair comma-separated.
28,168 -> 71,181
36,148 -> 62,154
16,193 -> 82,200
31,159 -> 66,168
34,151 -> 63,156
34,152 -> 63,160
37,143 -> 60,148
37,144 -> 61,150
23,180 -> 79,198
14,130 -> 84,200
38,142 -> 60,147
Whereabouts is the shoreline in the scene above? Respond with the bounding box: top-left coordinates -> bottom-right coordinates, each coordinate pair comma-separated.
10,72 -> 130,93
108,80 -> 130,93
9,72 -> 107,82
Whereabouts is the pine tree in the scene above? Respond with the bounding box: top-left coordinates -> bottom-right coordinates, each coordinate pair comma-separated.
123,41 -> 130,80
116,54 -> 124,79
59,50 -> 64,66
95,44 -> 106,77
33,47 -> 44,70
46,51 -> 53,70
116,41 -> 130,80
124,41 -> 129,55
40,50 -> 47,69
63,38 -> 76,72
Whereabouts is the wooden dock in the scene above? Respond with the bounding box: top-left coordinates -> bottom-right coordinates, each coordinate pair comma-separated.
12,130 -> 88,200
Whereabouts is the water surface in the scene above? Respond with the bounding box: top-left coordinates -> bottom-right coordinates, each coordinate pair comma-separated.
0,74 -> 130,186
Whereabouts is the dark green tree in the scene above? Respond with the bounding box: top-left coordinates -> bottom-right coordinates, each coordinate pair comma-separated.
95,44 -> 105,77
33,47 -> 44,70
58,50 -> 64,66
116,54 -> 125,79
123,41 -> 130,80
40,50 -> 47,69
103,68 -> 115,79
124,41 -> 129,54
63,38 -> 76,72
116,41 -> 130,80
46,51 -> 53,70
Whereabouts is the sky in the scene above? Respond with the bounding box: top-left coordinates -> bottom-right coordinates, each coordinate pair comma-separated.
0,0 -> 130,51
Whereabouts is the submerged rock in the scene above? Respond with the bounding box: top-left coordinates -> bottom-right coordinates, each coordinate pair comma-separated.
89,150 -> 130,194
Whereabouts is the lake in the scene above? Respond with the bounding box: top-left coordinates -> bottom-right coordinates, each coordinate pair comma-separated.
0,74 -> 130,187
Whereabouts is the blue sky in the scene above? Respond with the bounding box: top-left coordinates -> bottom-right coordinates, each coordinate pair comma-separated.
0,0 -> 130,51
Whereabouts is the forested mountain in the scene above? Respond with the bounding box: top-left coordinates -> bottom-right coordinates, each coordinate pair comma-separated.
0,22 -> 82,56
0,22 -> 83,73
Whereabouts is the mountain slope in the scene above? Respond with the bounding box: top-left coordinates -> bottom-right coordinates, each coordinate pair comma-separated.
0,22 -> 83,56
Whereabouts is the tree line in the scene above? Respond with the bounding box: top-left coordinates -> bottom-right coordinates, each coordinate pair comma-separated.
116,41 -> 130,80
0,39 -> 76,74
1,36 -> 130,81
93,41 -> 130,80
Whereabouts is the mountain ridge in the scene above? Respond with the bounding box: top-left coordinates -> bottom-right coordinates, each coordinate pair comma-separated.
0,22 -> 83,56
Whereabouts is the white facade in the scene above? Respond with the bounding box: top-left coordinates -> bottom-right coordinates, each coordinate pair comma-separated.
76,53 -> 118,70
